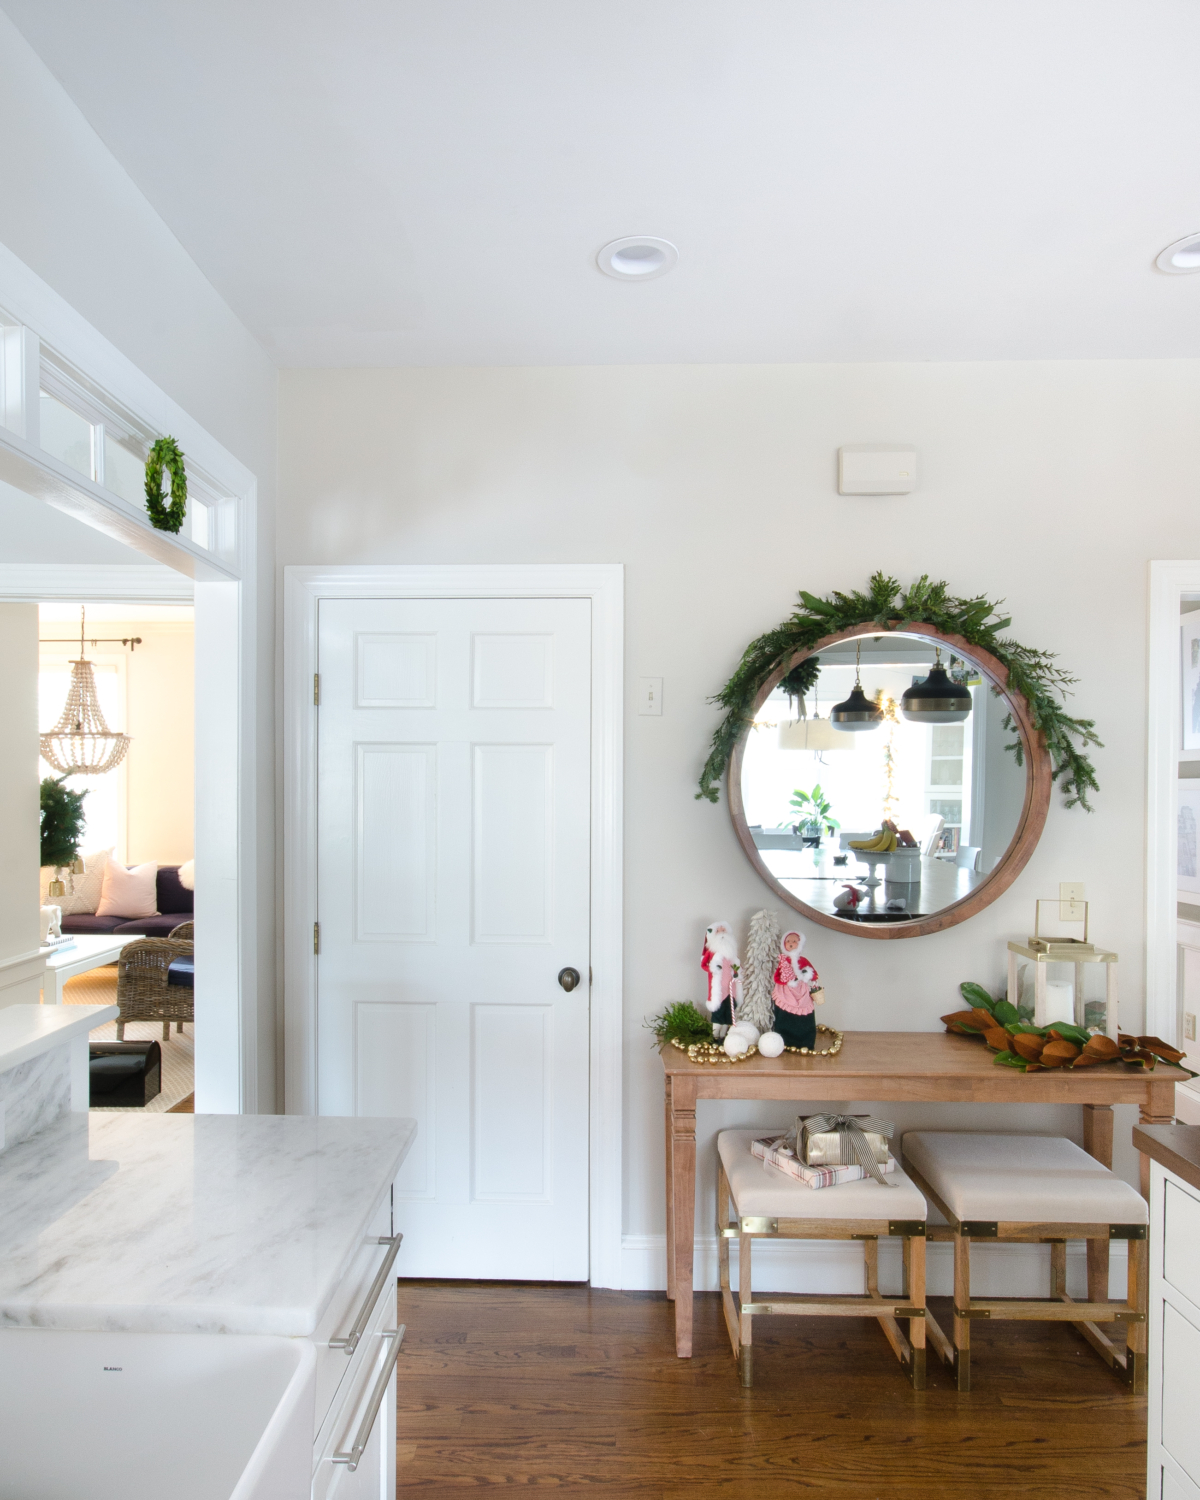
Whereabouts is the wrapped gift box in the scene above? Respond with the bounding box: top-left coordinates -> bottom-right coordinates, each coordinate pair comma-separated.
752,1134 -> 896,1190
799,1114 -> 891,1167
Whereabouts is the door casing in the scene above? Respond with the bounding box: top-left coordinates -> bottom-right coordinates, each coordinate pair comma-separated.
283,563 -> 624,1289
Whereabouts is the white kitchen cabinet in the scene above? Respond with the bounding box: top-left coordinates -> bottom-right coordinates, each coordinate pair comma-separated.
1145,1130 -> 1200,1500
312,1190 -> 401,1500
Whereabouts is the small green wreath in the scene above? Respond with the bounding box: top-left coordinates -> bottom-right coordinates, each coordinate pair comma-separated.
698,572 -> 1102,811
144,436 -> 188,533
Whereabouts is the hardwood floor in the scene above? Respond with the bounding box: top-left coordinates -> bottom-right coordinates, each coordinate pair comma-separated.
394,1282 -> 1147,1499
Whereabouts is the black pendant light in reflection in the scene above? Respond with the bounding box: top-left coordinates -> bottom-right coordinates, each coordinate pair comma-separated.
830,638 -> 883,732
899,648 -> 973,724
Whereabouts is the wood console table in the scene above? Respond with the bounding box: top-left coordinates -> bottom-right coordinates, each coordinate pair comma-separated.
662,1031 -> 1187,1357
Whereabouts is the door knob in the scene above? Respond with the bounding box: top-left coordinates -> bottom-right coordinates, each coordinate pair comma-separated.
558,967 -> 581,992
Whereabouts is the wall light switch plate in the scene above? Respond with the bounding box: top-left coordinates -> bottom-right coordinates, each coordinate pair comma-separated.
1186,1013 -> 1197,1043
838,444 -> 917,495
638,677 -> 663,716
1059,882 -> 1085,921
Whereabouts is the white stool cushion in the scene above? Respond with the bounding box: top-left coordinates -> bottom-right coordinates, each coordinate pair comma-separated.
718,1130 -> 927,1221
901,1131 -> 1148,1226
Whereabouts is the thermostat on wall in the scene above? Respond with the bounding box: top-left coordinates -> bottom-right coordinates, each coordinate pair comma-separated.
838,444 -> 917,495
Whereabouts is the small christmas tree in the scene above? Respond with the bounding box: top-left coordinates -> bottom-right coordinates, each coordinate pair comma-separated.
40,776 -> 87,869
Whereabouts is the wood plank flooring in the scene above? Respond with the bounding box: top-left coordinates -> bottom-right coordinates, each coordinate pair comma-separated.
394,1282 -> 1147,1499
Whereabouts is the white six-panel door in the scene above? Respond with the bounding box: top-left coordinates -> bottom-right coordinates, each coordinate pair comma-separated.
316,597 -> 591,1279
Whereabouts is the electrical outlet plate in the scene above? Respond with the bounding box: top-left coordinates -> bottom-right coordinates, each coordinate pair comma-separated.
1186,1013 -> 1197,1043
1059,882 -> 1085,922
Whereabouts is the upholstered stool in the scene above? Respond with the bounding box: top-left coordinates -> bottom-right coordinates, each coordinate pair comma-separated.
716,1129 -> 928,1388
901,1132 -> 1149,1392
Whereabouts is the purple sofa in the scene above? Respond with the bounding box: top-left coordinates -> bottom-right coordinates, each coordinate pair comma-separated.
61,864 -> 194,937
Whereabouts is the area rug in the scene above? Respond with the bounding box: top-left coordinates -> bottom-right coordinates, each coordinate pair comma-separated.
61,965 -> 194,1113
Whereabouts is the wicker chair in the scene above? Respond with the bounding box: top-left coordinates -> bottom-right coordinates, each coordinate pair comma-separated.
116,925 -> 194,1041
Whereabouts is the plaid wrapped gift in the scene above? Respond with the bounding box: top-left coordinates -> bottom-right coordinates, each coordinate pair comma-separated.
752,1134 -> 897,1190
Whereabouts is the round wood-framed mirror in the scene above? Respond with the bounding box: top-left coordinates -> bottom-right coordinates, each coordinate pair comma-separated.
728,622 -> 1052,939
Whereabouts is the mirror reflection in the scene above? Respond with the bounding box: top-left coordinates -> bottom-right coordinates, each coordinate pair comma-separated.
740,632 -> 1028,925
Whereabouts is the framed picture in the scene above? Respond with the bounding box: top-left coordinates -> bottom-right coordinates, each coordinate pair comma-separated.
1179,780 -> 1200,896
1183,615 -> 1200,751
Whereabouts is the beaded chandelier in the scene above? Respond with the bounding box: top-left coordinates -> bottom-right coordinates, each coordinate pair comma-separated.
39,610 -> 131,777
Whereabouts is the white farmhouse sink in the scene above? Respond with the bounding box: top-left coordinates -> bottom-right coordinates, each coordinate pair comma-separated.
0,1329 -> 315,1500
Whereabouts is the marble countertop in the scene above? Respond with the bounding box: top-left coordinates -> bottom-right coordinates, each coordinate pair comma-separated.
0,1111 -> 415,1336
0,1003 -> 117,1073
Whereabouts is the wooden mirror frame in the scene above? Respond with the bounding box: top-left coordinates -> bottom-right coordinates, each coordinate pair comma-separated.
728,621 -> 1053,939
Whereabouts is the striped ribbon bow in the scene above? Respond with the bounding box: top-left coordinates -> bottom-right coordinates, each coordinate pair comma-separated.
798,1113 -> 896,1187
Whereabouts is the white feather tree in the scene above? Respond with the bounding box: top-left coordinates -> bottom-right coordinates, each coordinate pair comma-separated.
739,909 -> 782,1032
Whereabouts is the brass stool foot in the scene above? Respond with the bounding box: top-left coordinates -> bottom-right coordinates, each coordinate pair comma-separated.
956,1347 -> 971,1392
739,1345 -> 753,1387
909,1345 -> 926,1391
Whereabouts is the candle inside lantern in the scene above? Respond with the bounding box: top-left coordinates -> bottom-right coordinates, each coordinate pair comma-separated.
1042,978 -> 1075,1028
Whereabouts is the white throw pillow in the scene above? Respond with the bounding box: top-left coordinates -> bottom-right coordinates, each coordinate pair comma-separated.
43,848 -> 113,915
96,861 -> 159,919
178,858 -> 195,891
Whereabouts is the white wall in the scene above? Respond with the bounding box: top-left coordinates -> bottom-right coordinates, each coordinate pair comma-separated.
0,605 -> 43,1007
279,359 -> 1200,1279
0,14 -> 278,1103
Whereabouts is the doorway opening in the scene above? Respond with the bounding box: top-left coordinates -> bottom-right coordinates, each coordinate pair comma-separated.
39,601 -> 196,1112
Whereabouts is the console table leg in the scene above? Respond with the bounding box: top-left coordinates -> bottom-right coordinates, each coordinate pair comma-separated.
670,1088 -> 697,1358
664,1079 -> 675,1302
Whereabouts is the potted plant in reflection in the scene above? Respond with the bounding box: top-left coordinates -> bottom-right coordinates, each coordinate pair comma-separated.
790,784 -> 840,848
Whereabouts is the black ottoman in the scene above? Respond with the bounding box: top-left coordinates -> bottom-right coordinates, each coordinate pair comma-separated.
89,1041 -> 162,1107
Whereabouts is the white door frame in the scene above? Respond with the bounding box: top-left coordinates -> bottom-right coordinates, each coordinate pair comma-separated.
283,563 -> 624,1288
1146,561 -> 1200,1044
0,242 -> 261,1112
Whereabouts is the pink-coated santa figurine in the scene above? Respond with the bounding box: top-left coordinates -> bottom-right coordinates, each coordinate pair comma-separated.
701,920 -> 740,1038
771,929 -> 824,1051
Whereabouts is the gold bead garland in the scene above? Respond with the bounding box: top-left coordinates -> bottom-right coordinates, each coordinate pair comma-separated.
671,1024 -> 844,1065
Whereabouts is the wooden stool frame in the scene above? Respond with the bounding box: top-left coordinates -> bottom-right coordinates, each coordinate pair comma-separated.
903,1158 -> 1148,1393
716,1160 -> 927,1389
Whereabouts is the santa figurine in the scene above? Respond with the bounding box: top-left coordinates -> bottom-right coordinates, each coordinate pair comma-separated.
701,920 -> 741,1038
771,929 -> 824,1051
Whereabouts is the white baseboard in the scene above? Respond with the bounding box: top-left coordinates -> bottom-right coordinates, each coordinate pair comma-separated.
620,1233 -> 1129,1300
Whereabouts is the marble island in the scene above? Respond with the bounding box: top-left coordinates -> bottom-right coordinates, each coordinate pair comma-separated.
0,1110 -> 416,1336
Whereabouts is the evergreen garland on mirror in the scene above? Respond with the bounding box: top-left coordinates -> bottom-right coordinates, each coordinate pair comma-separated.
698,572 -> 1101,810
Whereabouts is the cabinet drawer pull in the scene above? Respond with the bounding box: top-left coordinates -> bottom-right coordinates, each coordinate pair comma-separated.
330,1326 -> 405,1472
329,1233 -> 403,1356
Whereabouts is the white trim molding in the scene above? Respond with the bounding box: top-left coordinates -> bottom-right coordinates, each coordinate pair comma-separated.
620,1234 -> 1129,1299
0,563 -> 192,602
283,563 -> 625,1290
1147,561 -> 1200,1045
0,242 -> 260,1113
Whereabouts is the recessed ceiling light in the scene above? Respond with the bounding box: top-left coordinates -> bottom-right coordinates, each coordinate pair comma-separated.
1156,233 -> 1200,274
596,236 -> 678,281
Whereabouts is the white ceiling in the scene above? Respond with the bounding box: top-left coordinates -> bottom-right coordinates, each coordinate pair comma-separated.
7,0 -> 1200,366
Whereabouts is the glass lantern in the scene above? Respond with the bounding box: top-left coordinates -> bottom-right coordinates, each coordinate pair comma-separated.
1006,901 -> 1118,1040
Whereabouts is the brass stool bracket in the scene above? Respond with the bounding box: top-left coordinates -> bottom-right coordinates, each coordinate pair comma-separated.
955,1305 -> 991,1319
892,1308 -> 926,1320
888,1220 -> 926,1237
1110,1224 -> 1147,1240
719,1227 -> 739,1239
739,1216 -> 778,1234
960,1221 -> 998,1238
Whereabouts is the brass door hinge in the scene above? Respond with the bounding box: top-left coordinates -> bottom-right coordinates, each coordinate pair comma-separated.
314,673 -> 320,706
313,922 -> 320,955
